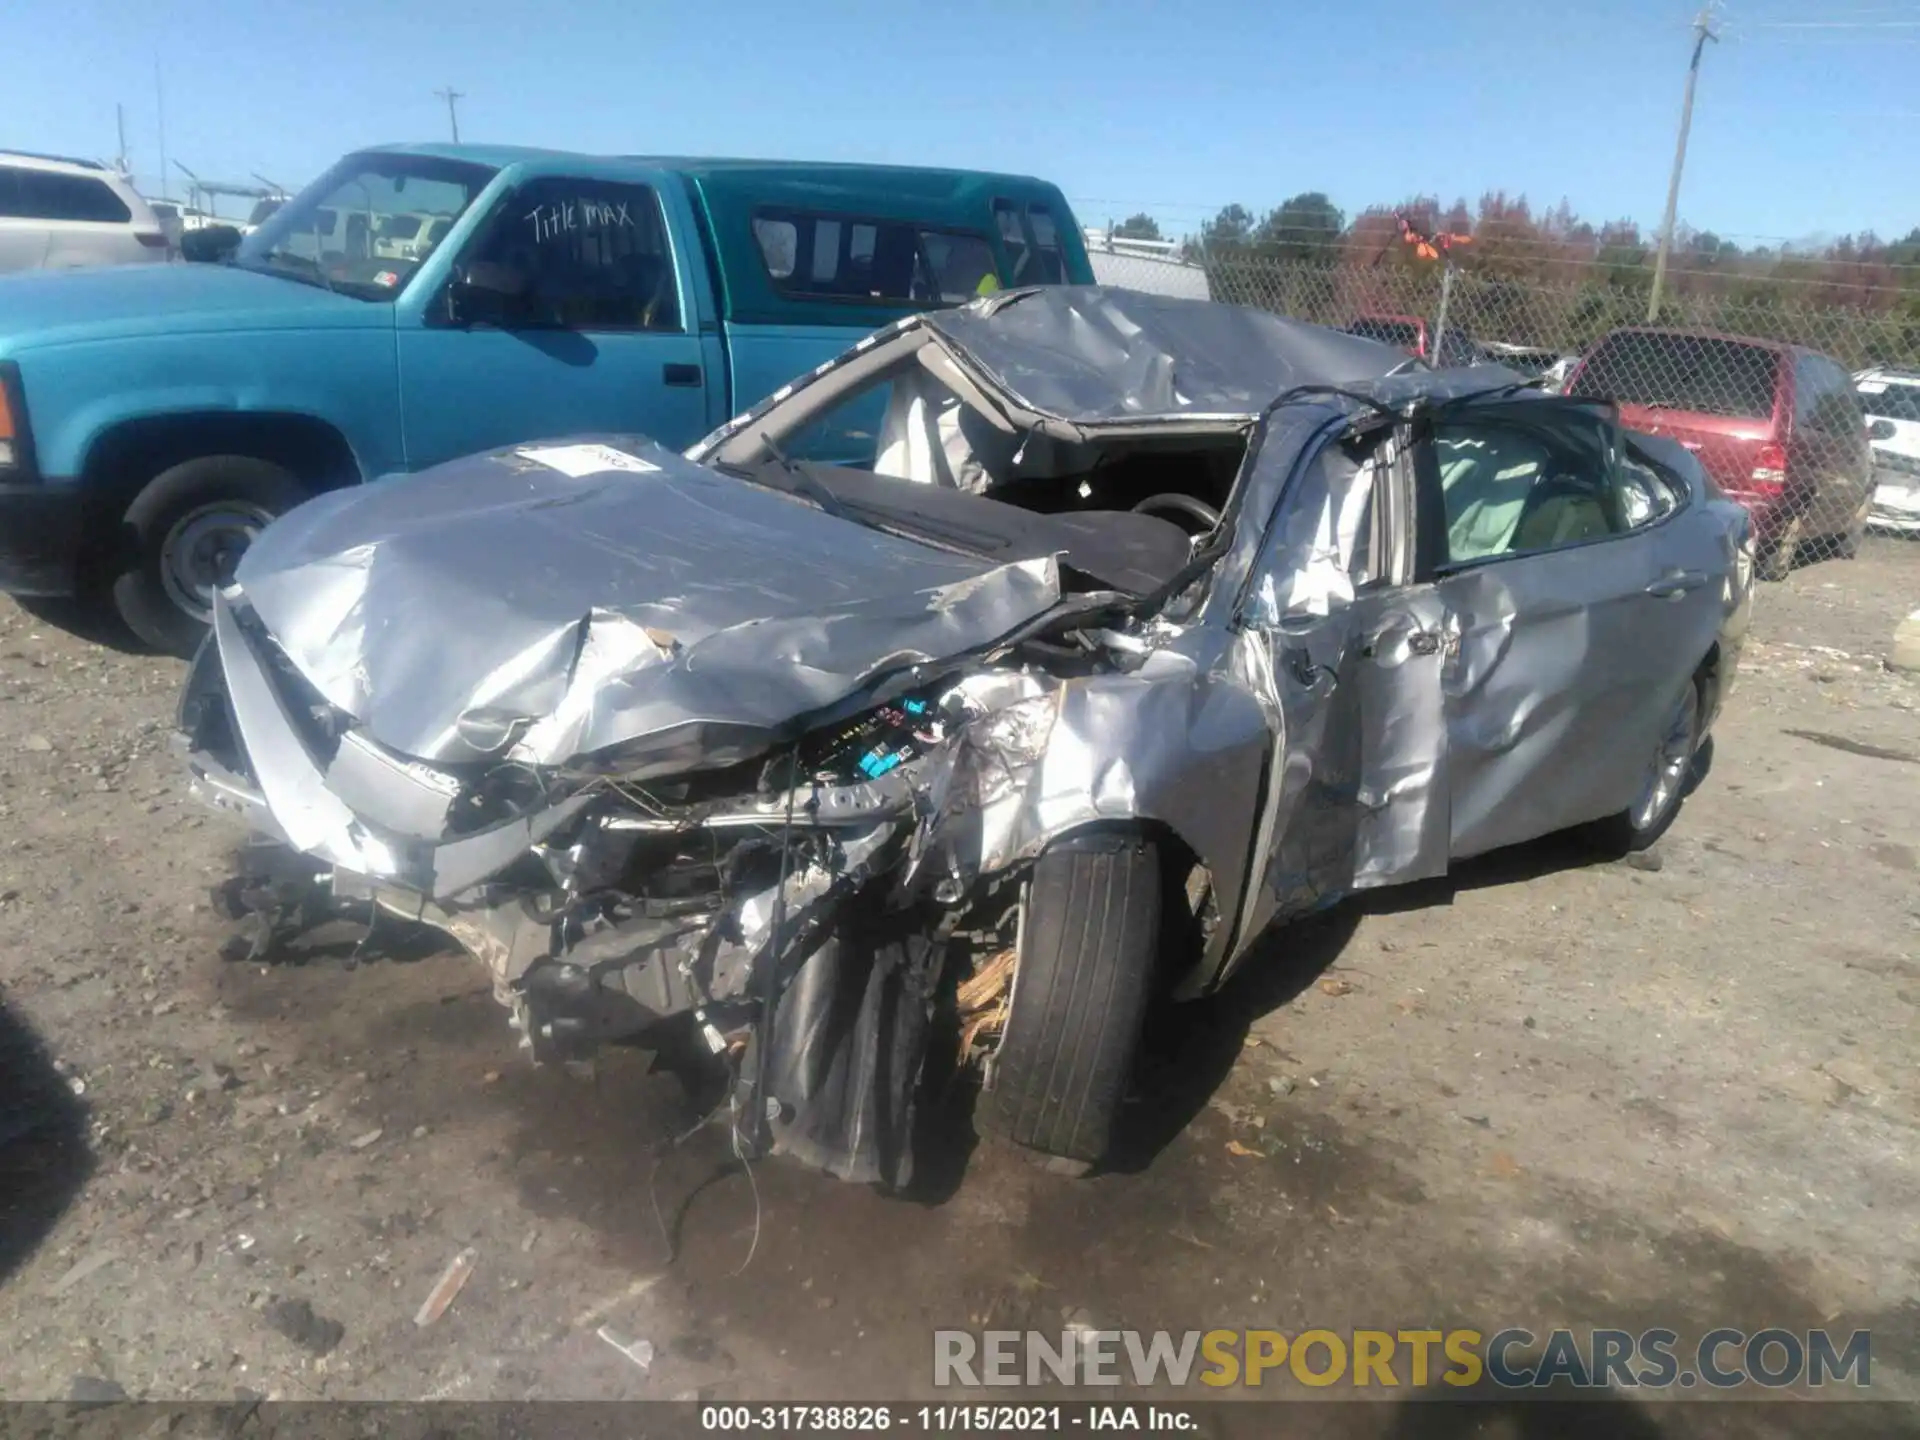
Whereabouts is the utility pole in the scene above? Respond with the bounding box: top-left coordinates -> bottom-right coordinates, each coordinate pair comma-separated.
434,88 -> 465,143
1647,3 -> 1718,323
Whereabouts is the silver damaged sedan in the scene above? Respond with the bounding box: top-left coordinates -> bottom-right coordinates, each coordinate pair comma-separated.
178,288 -> 1754,1184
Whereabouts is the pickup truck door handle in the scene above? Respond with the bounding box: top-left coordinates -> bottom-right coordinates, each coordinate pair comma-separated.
1645,569 -> 1708,600
662,363 -> 702,388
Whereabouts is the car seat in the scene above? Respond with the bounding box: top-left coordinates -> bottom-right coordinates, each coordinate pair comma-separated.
1508,476 -> 1619,552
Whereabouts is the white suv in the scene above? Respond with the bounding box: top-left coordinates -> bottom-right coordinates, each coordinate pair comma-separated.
1857,367 -> 1920,535
0,151 -> 169,273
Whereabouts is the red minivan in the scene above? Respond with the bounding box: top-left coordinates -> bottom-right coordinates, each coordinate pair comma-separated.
1566,327 -> 1874,577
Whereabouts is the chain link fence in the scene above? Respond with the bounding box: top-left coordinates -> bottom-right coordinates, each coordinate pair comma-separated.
1185,253 -> 1920,570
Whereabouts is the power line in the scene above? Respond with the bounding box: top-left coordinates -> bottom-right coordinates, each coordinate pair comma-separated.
1746,16 -> 1920,25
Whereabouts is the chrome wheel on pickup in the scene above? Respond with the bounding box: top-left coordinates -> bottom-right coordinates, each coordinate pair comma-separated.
158,500 -> 277,619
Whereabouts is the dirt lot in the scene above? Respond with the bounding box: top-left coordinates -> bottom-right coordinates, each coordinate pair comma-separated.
0,542 -> 1916,1430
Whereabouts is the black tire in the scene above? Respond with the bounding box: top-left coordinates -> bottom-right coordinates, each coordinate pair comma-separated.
110,456 -> 309,657
1835,517 -> 1865,560
1588,676 -> 1705,855
979,829 -> 1161,1169
1756,517 -> 1800,582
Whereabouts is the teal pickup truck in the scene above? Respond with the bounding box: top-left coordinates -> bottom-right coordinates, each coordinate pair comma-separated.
0,144 -> 1092,653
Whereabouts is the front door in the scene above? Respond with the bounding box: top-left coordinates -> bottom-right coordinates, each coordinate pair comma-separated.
396,167 -> 723,470
1236,423 -> 1451,949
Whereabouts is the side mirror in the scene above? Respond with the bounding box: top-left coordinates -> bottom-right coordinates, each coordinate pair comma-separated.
1868,418 -> 1897,441
180,224 -> 243,264
446,261 -> 530,326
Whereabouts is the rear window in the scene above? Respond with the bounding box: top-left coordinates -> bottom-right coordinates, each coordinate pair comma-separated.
0,166 -> 133,224
1859,379 -> 1920,423
1571,332 -> 1780,420
1349,318 -> 1421,349
751,208 -> 999,305
994,199 -> 1068,286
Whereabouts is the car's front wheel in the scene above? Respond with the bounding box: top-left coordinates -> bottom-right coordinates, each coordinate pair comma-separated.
112,456 -> 309,657
977,829 -> 1162,1173
1591,677 -> 1704,854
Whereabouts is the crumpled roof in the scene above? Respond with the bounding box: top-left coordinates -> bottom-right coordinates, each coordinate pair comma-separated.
919,286 -> 1421,425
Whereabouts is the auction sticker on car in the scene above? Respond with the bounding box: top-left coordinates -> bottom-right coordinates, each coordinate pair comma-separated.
515,443 -> 661,478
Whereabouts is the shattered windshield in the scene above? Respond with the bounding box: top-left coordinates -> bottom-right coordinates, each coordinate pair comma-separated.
235,152 -> 495,300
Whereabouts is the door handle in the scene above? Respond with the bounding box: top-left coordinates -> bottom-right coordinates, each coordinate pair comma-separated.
1361,627 -> 1440,659
663,362 -> 702,388
1645,569 -> 1707,600
1282,646 -> 1328,691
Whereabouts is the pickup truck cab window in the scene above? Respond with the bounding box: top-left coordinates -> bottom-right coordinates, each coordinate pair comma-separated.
995,199 -> 1067,286
750,208 -> 998,305
458,176 -> 681,332
238,152 -> 494,299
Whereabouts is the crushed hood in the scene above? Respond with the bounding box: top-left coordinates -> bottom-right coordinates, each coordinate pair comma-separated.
231,437 -> 1061,770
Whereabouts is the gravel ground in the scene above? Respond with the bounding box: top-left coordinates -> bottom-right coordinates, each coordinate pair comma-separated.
0,541 -> 1916,1431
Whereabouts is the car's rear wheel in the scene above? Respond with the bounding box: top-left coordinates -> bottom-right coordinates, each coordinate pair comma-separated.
1590,677 -> 1703,854
112,456 -> 309,657
1756,516 -> 1801,581
978,829 -> 1162,1172
1835,514 -> 1866,560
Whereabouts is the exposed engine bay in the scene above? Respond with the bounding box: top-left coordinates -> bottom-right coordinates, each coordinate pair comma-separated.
177,355 -> 1257,1185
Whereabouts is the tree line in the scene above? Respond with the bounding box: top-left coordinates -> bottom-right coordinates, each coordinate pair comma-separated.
1108,194 -> 1920,323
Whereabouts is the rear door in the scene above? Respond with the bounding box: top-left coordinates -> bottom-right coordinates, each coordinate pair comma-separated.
1419,399 -> 1724,859
19,168 -> 143,269
396,163 -> 725,469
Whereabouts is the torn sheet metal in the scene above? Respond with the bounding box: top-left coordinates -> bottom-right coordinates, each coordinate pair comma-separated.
908,632 -> 1271,960
233,435 -> 1063,770
922,287 -> 1419,425
693,287 -> 1421,465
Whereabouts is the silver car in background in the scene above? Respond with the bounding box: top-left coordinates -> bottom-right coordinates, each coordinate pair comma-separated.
0,152 -> 169,272
178,288 -> 1752,1186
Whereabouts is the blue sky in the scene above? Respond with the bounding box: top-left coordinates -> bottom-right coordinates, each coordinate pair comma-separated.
6,0 -> 1917,245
